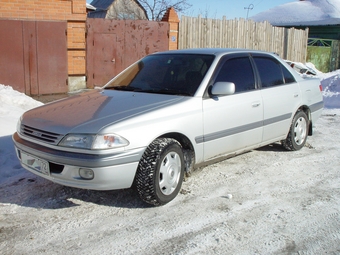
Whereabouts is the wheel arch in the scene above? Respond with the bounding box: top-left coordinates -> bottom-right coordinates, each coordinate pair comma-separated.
157,132 -> 195,175
297,105 -> 313,135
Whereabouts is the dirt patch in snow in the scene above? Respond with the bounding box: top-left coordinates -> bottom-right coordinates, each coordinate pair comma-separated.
0,110 -> 340,254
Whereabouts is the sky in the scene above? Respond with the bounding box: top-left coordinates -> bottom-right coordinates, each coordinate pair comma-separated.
179,0 -> 295,19
86,0 -> 296,20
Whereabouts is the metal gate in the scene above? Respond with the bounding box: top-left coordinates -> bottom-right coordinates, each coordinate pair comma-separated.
307,38 -> 340,73
86,19 -> 169,88
0,20 -> 68,95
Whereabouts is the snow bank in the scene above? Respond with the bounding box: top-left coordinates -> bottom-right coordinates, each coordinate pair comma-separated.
0,85 -> 43,183
319,70 -> 340,109
0,85 -> 43,136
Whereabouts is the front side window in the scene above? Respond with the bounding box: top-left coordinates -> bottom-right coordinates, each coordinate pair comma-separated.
215,57 -> 256,93
105,54 -> 214,96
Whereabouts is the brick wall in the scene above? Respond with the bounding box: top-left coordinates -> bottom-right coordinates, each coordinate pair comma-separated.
0,0 -> 87,90
67,21 -> 86,75
0,0 -> 85,20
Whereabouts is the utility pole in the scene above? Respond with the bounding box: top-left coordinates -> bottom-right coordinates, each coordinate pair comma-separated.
244,4 -> 254,19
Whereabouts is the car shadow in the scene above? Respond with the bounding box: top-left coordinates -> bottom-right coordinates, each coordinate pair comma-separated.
255,142 -> 287,152
0,174 -> 150,209
0,135 -> 150,209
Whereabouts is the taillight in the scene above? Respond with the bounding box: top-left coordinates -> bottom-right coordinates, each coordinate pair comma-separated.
319,84 -> 323,91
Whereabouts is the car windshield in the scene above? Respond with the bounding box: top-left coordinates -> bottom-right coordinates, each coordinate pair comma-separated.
105,54 -> 215,96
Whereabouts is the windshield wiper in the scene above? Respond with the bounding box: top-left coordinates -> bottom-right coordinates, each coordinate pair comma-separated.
140,89 -> 191,96
106,86 -> 191,96
105,86 -> 143,91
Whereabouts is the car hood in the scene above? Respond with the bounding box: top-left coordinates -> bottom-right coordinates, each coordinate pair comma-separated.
21,89 -> 185,134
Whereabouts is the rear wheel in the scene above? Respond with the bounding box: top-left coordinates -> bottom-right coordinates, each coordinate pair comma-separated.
282,111 -> 309,151
135,138 -> 184,206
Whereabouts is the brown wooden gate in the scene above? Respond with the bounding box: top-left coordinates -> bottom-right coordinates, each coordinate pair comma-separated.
0,20 -> 68,95
86,19 -> 169,88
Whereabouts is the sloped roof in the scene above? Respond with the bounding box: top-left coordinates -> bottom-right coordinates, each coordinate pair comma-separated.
90,0 -> 113,10
86,3 -> 96,11
251,0 -> 340,26
88,10 -> 107,18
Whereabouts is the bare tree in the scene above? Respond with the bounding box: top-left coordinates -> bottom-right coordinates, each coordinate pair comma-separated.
138,0 -> 192,21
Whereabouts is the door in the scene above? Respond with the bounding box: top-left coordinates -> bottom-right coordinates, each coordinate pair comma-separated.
92,33 -> 118,87
0,20 -> 68,95
252,55 -> 301,143
0,20 -> 25,93
202,55 -> 263,161
86,19 -> 169,89
35,21 -> 68,95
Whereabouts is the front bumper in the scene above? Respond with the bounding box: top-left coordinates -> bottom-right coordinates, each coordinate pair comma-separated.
12,132 -> 145,190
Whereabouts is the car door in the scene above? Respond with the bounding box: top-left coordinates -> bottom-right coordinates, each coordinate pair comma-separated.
252,55 -> 302,143
201,54 -> 263,161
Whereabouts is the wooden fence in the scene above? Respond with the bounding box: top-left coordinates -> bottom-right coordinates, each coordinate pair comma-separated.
179,16 -> 309,63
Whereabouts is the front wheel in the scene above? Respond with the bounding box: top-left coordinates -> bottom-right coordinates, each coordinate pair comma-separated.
135,138 -> 184,206
282,111 -> 309,151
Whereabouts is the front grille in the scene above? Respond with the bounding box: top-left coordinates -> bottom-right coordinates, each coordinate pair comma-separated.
21,125 -> 64,145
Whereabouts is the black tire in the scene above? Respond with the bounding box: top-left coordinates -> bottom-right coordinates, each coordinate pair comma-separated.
282,111 -> 309,151
135,138 -> 184,206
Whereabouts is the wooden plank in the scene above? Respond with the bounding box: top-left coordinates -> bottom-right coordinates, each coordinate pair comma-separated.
178,15 -> 308,62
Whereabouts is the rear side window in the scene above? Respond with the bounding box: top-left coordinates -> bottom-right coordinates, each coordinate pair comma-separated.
253,56 -> 296,88
215,57 -> 255,93
253,57 -> 284,88
282,65 -> 296,84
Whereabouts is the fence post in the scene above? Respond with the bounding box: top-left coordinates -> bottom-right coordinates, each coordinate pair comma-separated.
161,7 -> 180,50
283,28 -> 289,59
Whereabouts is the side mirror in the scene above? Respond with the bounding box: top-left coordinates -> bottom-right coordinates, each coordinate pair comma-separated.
211,82 -> 235,96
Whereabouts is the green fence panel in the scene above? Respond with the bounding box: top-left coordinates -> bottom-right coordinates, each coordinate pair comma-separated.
307,46 -> 331,73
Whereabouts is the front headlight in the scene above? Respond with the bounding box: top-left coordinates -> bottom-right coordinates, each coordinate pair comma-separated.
59,134 -> 129,150
92,134 -> 129,149
59,134 -> 95,149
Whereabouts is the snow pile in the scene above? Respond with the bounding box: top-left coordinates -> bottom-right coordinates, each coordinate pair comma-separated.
0,85 -> 43,183
251,0 -> 340,26
0,85 -> 43,136
319,70 -> 340,108
286,61 -> 319,76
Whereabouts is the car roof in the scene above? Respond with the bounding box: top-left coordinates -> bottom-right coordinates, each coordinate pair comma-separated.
152,48 -> 274,58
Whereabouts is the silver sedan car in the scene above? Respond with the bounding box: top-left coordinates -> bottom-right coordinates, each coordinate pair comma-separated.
13,48 -> 324,205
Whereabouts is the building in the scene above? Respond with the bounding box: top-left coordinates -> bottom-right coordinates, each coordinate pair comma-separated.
88,0 -> 148,20
251,0 -> 340,72
0,0 -> 87,94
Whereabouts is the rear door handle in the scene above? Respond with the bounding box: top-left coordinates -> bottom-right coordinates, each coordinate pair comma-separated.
252,102 -> 261,107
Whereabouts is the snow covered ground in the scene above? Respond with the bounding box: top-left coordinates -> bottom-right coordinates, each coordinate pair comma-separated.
0,70 -> 339,254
